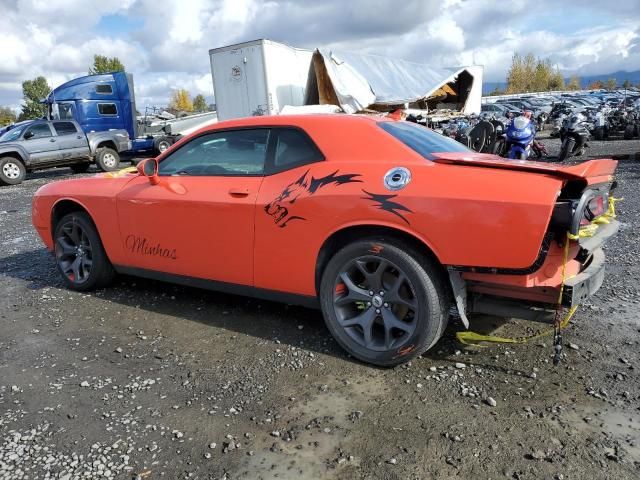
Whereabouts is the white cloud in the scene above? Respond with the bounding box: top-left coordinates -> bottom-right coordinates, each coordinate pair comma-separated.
0,0 -> 638,114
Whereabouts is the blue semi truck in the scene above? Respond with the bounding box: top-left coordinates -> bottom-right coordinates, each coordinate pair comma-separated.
45,72 -> 217,156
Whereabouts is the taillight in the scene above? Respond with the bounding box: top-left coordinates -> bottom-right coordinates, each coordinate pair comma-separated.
570,189 -> 609,235
583,194 -> 606,224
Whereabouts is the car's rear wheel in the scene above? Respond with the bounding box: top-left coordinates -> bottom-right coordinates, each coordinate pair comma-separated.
155,137 -> 172,154
320,239 -> 449,367
53,212 -> 115,291
0,157 -> 26,186
95,147 -> 120,172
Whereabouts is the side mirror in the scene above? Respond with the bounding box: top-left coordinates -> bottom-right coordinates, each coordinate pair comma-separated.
137,158 -> 160,185
24,131 -> 34,140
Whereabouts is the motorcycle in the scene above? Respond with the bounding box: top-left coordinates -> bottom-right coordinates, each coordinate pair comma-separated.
558,112 -> 590,161
505,116 -> 536,160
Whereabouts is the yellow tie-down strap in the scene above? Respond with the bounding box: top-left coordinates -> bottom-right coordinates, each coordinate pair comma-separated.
103,166 -> 138,178
456,306 -> 578,346
456,196 -> 622,347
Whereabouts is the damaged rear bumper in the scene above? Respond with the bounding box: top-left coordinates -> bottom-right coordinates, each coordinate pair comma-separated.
562,248 -> 606,307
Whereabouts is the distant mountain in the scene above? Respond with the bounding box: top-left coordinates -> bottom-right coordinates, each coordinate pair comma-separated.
482,70 -> 640,95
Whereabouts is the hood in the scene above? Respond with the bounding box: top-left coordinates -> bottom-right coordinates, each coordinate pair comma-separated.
431,152 -> 617,184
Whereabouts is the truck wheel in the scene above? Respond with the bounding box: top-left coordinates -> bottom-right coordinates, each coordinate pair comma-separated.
319,239 -> 450,367
624,125 -> 634,140
95,148 -> 120,172
558,138 -> 574,162
593,127 -> 604,141
70,163 -> 91,174
53,212 -> 115,291
155,137 -> 172,154
0,157 -> 27,186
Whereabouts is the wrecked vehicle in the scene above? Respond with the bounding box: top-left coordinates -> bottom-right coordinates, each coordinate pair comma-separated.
32,114 -> 619,366
0,119 -> 130,186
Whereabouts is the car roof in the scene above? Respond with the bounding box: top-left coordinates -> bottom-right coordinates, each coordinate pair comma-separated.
208,113 -> 387,130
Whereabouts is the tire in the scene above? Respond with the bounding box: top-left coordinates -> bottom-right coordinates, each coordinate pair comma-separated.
0,157 -> 27,186
319,238 -> 450,367
53,212 -> 115,291
593,127 -> 604,141
624,125 -> 634,140
558,138 -> 574,162
516,151 -> 526,160
154,137 -> 172,154
95,147 -> 120,172
70,163 -> 91,174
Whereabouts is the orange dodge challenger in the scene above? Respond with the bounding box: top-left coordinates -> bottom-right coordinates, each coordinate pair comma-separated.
32,115 -> 619,366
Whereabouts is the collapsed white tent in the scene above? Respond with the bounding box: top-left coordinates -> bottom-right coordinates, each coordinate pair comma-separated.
304,49 -> 483,114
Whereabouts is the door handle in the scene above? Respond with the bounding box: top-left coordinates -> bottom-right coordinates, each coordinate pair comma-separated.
77,135 -> 83,139
228,188 -> 250,197
49,138 -> 56,142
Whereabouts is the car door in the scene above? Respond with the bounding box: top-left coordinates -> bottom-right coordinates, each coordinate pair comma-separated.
22,123 -> 60,164
52,121 -> 90,160
116,128 -> 269,286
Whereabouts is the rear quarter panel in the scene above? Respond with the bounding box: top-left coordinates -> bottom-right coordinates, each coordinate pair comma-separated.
254,117 -> 563,296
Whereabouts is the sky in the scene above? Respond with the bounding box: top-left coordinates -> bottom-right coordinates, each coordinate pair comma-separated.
0,0 -> 638,113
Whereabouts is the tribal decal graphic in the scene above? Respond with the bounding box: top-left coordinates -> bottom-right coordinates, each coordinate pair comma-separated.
265,170 -> 362,228
361,190 -> 413,225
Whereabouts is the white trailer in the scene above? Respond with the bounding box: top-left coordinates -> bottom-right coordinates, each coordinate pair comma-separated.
209,39 -> 312,121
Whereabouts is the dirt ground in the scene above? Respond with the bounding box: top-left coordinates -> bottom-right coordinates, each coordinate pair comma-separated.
1,137 -> 639,480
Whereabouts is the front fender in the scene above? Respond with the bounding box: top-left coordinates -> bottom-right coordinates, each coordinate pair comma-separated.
33,175 -> 137,264
0,144 -> 29,166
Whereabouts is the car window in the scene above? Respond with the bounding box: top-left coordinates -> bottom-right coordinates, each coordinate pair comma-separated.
273,129 -> 323,169
98,103 -> 118,116
0,127 -> 24,142
53,122 -> 78,136
379,121 -> 472,160
24,124 -> 52,139
159,129 -> 269,176
96,84 -> 113,94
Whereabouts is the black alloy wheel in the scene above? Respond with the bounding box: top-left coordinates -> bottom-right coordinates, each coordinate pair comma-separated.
320,239 -> 449,367
54,212 -> 115,291
332,256 -> 418,352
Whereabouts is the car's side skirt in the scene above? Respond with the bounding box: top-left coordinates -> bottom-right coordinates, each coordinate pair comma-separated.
113,265 -> 320,309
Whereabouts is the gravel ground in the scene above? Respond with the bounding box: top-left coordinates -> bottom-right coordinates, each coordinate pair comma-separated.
1,138 -> 639,480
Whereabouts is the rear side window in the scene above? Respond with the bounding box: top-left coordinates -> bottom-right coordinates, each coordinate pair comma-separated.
98,103 -> 117,116
273,128 -> 323,170
379,121 -> 471,160
96,84 -> 113,94
53,122 -> 78,136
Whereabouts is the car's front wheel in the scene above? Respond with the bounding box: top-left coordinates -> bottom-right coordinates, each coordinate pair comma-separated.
0,157 -> 26,186
320,239 -> 449,366
53,212 -> 115,291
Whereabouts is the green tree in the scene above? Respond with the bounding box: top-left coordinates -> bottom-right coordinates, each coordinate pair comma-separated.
89,54 -> 125,75
192,94 -> 208,112
567,75 -> 581,91
0,106 -> 17,126
532,59 -> 552,92
18,76 -> 50,121
548,69 -> 565,90
605,78 -> 617,91
169,89 -> 193,113
622,79 -> 631,89
506,53 -> 563,93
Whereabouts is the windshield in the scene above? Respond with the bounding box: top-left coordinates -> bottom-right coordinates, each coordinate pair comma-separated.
379,121 -> 472,160
0,126 -> 25,142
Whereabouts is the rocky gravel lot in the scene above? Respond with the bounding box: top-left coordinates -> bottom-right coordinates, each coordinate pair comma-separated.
1,137 -> 639,480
